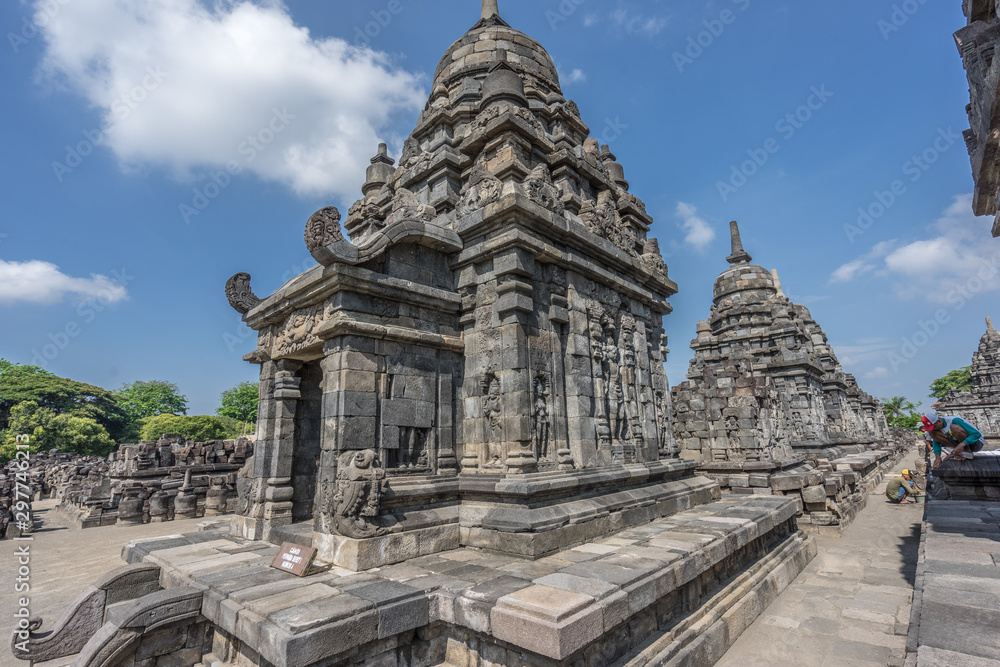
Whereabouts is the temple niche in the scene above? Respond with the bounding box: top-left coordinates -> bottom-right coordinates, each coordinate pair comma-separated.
671,222 -> 900,532
936,317 -> 1000,441
225,0 -> 695,569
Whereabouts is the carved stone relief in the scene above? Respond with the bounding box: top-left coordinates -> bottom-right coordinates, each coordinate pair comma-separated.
304,206 -> 344,252
331,450 -> 388,539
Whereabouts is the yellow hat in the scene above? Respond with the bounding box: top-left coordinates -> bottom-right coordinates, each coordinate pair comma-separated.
901,469 -> 910,476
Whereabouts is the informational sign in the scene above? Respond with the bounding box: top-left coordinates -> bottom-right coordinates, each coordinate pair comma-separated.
269,542 -> 317,577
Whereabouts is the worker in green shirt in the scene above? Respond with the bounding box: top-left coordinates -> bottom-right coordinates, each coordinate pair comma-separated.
885,470 -> 921,504
921,409 -> 986,467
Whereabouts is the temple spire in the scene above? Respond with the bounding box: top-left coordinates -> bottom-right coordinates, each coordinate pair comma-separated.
726,220 -> 752,265
482,0 -> 499,19
989,316 -> 996,332
771,269 -> 785,297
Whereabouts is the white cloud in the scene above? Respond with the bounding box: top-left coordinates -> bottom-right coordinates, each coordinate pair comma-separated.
837,195 -> 1000,303
675,202 -> 715,251
564,68 -> 587,84
834,338 -> 894,367
35,0 -> 425,200
0,260 -> 128,306
829,239 -> 896,283
863,367 -> 891,380
583,14 -> 599,27
610,7 -> 668,36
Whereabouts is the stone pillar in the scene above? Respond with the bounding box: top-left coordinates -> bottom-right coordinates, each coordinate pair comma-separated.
313,339 -> 378,535
564,276 -> 598,468
234,358 -> 301,541
494,248 -> 537,474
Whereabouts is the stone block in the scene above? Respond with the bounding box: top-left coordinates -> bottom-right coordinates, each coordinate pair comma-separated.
491,585 -> 604,660
729,475 -> 750,488
801,485 -> 827,505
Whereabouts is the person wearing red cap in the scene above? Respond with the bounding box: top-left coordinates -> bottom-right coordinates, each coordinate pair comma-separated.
922,409 -> 985,467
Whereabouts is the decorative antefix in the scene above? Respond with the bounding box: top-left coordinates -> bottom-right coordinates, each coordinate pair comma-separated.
223,0 -> 689,571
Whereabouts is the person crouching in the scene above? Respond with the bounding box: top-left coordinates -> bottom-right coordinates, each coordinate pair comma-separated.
886,470 -> 921,504
922,409 -> 986,468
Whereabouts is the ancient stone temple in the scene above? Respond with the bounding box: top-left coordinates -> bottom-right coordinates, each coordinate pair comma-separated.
936,316 -> 1000,441
224,0 -> 688,568
13,6 -> 823,667
671,222 -> 899,532
955,0 -> 1000,237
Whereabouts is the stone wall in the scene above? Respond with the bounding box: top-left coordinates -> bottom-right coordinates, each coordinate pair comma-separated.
955,1 -> 1000,237
52,436 -> 253,528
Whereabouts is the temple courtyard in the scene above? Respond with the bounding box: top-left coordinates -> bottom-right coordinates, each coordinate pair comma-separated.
6,443 -> 1000,667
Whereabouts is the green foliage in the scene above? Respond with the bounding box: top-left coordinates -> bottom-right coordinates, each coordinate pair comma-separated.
50,413 -> 116,456
0,440 -> 39,466
113,380 -> 188,422
0,359 -> 130,442
929,367 -> 973,400
2,401 -> 115,457
881,396 -> 922,430
216,382 -> 258,434
139,414 -> 231,442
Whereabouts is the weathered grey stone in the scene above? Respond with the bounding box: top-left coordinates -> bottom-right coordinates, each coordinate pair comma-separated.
801,485 -> 828,505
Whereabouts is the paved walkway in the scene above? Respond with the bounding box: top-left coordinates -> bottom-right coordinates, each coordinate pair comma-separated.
0,500 -> 220,667
716,447 -> 924,667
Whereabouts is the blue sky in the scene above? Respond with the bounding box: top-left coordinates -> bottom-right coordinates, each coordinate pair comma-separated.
0,0 -> 995,417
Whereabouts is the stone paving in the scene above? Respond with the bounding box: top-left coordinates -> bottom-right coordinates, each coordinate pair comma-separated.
0,500 -> 216,667
716,446 -> 924,667
907,500 -> 1000,666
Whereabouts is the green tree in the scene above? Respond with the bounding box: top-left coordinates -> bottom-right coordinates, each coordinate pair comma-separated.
929,367 -> 973,400
114,380 -> 188,423
139,414 -> 230,442
0,359 -> 130,442
881,396 -> 922,430
216,381 -> 258,435
2,401 -> 115,457
50,413 -> 116,456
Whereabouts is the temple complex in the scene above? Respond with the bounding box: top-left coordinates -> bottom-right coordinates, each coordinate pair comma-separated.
955,0 -> 1000,236
936,316 -> 1000,442
671,222 -> 901,532
9,4 -> 822,667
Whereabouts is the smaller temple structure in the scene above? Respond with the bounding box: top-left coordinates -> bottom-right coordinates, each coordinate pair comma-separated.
955,0 -> 1000,237
936,316 -> 1000,442
672,222 -> 901,532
